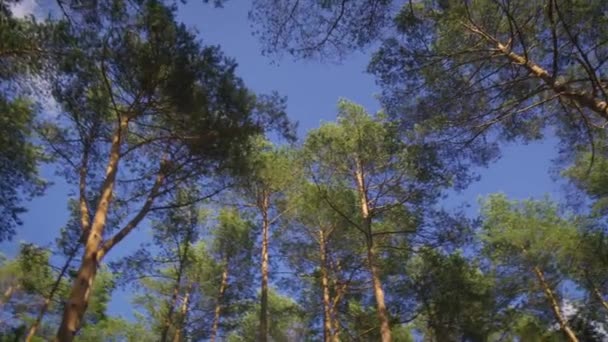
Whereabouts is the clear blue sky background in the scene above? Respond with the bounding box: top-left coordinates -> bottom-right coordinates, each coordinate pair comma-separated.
1,0 -> 563,319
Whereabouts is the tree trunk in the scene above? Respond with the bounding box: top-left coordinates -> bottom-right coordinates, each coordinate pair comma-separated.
532,266 -> 579,342
172,287 -> 191,342
330,260 -> 348,342
354,159 -> 392,342
160,284 -> 181,342
367,241 -> 392,342
25,298 -> 51,342
0,283 -> 19,324
584,272 -> 608,313
331,314 -> 341,342
593,287 -> 608,313
0,284 -> 17,307
26,249 -> 75,342
161,250 -> 190,342
319,229 -> 334,342
329,285 -> 343,342
210,265 -> 229,342
55,119 -> 126,342
259,191 -> 270,342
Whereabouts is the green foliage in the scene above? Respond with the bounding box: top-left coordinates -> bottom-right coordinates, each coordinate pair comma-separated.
241,137 -> 298,195
17,243 -> 54,293
480,194 -> 578,267
0,97 -> 42,241
303,99 -> 463,221
563,149 -> 608,215
77,317 -> 155,342
226,289 -> 306,342
369,0 -> 608,164
0,9 -> 51,240
6,1 -> 608,341
85,269 -> 115,324
211,207 -> 255,261
407,249 -> 502,341
0,248 -> 116,340
250,0 -> 392,59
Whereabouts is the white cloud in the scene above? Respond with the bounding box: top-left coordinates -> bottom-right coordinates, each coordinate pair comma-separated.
10,0 -> 41,19
8,1 -> 61,119
560,299 -> 608,338
34,78 -> 61,119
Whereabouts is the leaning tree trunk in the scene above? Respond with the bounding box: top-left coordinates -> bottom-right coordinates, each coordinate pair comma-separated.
259,191 -> 270,342
172,286 -> 191,342
532,265 -> 579,342
26,250 -> 76,342
354,160 -> 392,342
210,264 -> 229,342
584,271 -> 608,313
160,283 -> 182,342
592,286 -> 608,313
55,120 -> 126,342
0,283 -> 18,308
162,241 -> 191,342
319,229 -> 334,342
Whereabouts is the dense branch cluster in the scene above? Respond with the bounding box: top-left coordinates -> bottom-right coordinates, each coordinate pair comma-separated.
1,1 -> 608,341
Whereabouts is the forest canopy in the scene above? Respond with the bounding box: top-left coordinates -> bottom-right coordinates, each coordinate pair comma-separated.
1,0 -> 608,341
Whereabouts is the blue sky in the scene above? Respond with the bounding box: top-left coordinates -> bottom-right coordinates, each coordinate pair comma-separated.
1,0 -> 564,319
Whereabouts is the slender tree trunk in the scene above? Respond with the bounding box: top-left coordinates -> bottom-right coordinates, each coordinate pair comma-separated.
55,119 -> 126,342
210,264 -> 229,342
593,287 -> 608,313
259,191 -> 270,342
26,298 -> 52,341
0,284 -> 17,307
172,287 -> 191,342
330,286 -> 344,342
354,160 -> 392,342
329,288 -> 343,342
584,272 -> 608,313
331,313 -> 341,342
330,262 -> 347,342
319,229 -> 334,342
532,266 -> 579,342
161,284 -> 181,342
367,240 -> 392,342
78,146 -> 91,235
162,246 -> 190,342
0,284 -> 19,326
26,250 -> 76,341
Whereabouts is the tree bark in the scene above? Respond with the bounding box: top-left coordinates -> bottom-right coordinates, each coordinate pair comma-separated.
162,226 -> 192,342
465,23 -> 608,122
259,191 -> 270,342
331,314 -> 341,342
172,286 -> 191,342
593,287 -> 608,313
78,146 -> 91,235
319,229 -> 334,342
584,272 -> 608,313
160,284 -> 181,342
0,284 -> 18,307
367,241 -> 392,342
26,249 -> 76,342
330,261 -> 348,342
55,118 -> 127,342
210,264 -> 229,342
354,159 -> 391,342
532,266 -> 579,342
